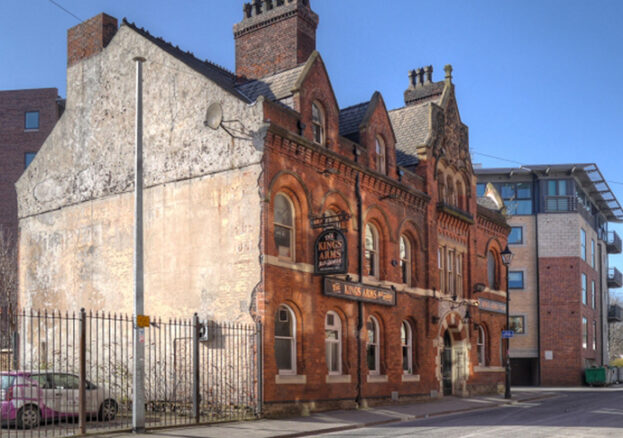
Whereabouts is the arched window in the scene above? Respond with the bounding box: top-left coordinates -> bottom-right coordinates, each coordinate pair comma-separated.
400,235 -> 412,286
375,136 -> 386,175
274,305 -> 296,374
325,311 -> 342,375
365,224 -> 379,278
456,179 -> 464,210
274,193 -> 294,261
438,177 -> 446,203
366,316 -> 380,375
446,175 -> 455,206
477,325 -> 486,366
487,250 -> 497,289
311,102 -> 325,145
401,321 -> 413,374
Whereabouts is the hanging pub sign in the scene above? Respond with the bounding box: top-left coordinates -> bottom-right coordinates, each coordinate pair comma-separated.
324,278 -> 396,306
314,229 -> 348,274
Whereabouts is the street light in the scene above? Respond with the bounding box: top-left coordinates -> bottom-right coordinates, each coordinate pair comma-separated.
500,245 -> 513,400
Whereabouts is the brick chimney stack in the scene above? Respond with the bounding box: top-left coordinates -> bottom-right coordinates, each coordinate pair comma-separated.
234,0 -> 319,81
67,13 -> 118,67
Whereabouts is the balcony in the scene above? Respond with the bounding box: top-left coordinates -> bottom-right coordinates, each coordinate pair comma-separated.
608,267 -> 623,288
607,230 -> 622,254
608,305 -> 623,323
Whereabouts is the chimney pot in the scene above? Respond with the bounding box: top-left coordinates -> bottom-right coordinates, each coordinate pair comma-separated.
424,65 -> 433,84
408,70 -> 416,89
444,64 -> 453,82
415,68 -> 423,87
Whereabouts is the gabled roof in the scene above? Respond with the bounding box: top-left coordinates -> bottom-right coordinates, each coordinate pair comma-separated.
389,103 -> 431,166
122,19 -> 249,102
236,64 -> 306,104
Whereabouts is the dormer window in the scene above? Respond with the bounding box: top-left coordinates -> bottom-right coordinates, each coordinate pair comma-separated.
311,102 -> 325,145
375,136 -> 386,175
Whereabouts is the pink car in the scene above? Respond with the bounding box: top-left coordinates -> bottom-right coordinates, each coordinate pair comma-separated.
1,371 -> 117,429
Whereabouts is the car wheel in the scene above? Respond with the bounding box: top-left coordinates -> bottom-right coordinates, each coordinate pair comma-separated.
98,399 -> 118,421
17,405 -> 41,429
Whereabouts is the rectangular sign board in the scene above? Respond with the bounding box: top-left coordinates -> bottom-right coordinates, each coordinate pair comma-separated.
502,330 -> 514,339
478,298 -> 506,314
324,278 -> 396,306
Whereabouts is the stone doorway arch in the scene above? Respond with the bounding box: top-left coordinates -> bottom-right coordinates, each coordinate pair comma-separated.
436,311 -> 470,396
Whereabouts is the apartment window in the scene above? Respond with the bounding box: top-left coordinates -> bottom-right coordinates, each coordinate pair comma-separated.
366,316 -> 380,375
509,316 -> 525,334
365,224 -> 379,278
24,152 -> 36,169
274,193 -> 294,261
25,111 -> 39,130
592,320 -> 597,350
582,273 -> 587,305
325,312 -> 342,375
476,183 -> 486,197
509,271 -> 524,289
499,182 -> 532,215
477,325 -> 486,366
545,179 -> 571,212
487,251 -> 497,289
580,229 -> 586,261
375,136 -> 386,175
311,102 -> 325,145
582,317 -> 588,349
275,305 -> 296,374
401,321 -> 413,374
591,239 -> 595,269
592,281 -> 596,309
399,235 -> 412,286
508,227 -> 523,245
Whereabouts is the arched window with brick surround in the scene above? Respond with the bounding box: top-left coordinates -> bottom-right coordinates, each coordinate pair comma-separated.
365,224 -> 380,278
274,304 -> 296,374
400,235 -> 412,286
273,193 -> 295,261
366,316 -> 381,375
311,101 -> 325,146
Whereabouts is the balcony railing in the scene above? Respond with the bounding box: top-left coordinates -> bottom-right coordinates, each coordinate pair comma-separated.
608,304 -> 623,323
607,230 -> 622,254
608,267 -> 623,289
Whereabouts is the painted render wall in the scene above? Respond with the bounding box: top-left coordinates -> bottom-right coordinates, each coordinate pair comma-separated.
16,25 -> 266,322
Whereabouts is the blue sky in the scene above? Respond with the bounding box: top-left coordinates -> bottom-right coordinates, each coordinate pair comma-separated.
2,0 -> 622,294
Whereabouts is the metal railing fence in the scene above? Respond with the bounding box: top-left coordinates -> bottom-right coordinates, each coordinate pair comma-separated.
0,309 -> 261,437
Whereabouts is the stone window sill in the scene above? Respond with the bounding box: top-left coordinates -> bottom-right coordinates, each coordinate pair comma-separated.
474,366 -> 505,373
326,374 -> 351,384
366,374 -> 388,383
401,374 -> 420,382
275,374 -> 307,384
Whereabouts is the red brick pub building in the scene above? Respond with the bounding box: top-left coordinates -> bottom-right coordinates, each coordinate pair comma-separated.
233,0 -> 510,414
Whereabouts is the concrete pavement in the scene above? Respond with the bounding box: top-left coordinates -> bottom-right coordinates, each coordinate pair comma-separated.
100,389 -> 558,438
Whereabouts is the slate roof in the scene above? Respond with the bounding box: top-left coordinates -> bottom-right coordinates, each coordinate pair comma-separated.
404,82 -> 445,105
122,19 -> 249,102
388,103 -> 431,166
338,102 -> 370,141
236,64 -> 306,105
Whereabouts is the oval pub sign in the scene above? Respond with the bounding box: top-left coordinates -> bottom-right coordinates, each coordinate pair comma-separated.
314,229 -> 348,275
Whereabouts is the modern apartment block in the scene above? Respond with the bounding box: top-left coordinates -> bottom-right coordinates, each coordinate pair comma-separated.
476,164 -> 623,386
0,88 -> 63,312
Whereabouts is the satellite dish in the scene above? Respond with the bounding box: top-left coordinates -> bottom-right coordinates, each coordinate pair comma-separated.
204,102 -> 223,130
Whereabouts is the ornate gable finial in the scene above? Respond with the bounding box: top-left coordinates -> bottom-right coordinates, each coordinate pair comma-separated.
444,64 -> 453,83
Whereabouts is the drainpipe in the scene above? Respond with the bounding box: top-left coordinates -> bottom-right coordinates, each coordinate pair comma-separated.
532,172 -> 542,386
354,147 -> 364,407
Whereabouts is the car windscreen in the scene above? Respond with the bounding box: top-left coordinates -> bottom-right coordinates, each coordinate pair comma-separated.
1,375 -> 15,390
